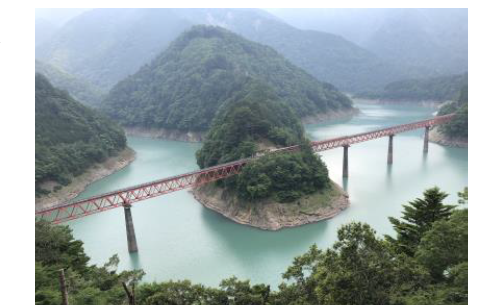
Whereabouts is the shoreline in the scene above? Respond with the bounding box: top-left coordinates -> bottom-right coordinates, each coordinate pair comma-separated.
301,107 -> 360,125
124,108 -> 360,143
35,147 -> 136,211
429,127 -> 468,148
351,97 -> 449,108
191,182 -> 350,231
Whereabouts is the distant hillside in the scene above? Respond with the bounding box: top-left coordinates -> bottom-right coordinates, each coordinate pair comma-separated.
101,26 -> 353,133
35,60 -> 104,106
35,73 -> 127,195
364,9 -> 468,76
36,9 -> 192,91
173,8 -> 407,93
358,73 -> 468,102
37,8 -> 406,93
268,8 -> 468,77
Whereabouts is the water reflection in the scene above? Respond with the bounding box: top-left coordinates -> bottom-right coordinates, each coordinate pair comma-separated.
200,206 -> 328,259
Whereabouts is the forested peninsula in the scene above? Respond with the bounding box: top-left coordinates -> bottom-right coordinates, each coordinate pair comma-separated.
35,73 -> 135,209
101,25 -> 356,141
191,83 -> 349,230
430,85 -> 468,147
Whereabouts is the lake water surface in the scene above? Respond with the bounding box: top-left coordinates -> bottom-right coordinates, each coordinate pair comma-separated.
67,102 -> 468,287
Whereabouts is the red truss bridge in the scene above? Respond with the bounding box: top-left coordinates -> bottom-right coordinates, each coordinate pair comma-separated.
36,113 -> 455,252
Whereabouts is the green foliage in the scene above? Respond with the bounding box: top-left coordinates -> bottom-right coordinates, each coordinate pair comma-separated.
415,209 -> 468,281
438,85 -> 468,139
196,83 -> 305,168
35,187 -> 467,305
359,72 -> 468,101
35,73 -> 127,195
236,147 -> 330,203
195,83 -> 330,203
35,60 -> 104,107
102,25 -> 352,132
386,186 -> 455,256
35,221 -> 144,305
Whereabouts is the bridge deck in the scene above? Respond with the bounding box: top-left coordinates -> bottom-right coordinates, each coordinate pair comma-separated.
36,114 -> 454,224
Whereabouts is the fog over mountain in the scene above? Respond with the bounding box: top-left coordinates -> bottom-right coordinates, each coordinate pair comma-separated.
266,8 -> 468,75
35,8 -> 467,94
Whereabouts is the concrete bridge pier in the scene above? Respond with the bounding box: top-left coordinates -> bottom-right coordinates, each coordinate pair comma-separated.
423,126 -> 430,153
387,135 -> 394,164
123,202 -> 138,253
343,145 -> 350,178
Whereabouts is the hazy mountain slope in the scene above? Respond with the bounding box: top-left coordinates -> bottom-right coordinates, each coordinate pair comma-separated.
173,8 -> 406,93
101,26 -> 353,133
35,73 -> 127,194
365,9 -> 468,74
359,72 -> 468,102
37,8 -> 407,93
36,9 -> 192,91
267,8 -> 468,78
35,60 -> 104,106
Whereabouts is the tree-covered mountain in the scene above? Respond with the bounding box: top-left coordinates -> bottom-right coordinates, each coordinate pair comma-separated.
36,9 -> 192,91
35,73 -> 127,195
358,72 -> 468,102
101,26 -> 353,133
36,60 -> 104,107
196,83 -> 331,204
37,8 -> 410,93
172,9 -> 407,93
196,83 -> 305,168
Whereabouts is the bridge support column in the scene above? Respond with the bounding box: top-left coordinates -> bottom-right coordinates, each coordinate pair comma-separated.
423,126 -> 430,153
343,145 -> 349,178
123,203 -> 138,253
387,135 -> 394,164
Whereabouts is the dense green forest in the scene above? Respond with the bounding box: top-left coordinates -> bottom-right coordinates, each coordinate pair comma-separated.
196,83 -> 305,168
102,25 -> 352,132
35,73 -> 127,195
36,60 -> 104,107
358,72 -> 468,101
196,83 -> 330,203
437,85 -> 468,139
35,187 -> 468,304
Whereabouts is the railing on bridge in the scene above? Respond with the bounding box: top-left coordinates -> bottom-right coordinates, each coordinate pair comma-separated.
35,113 -> 455,225
36,159 -> 248,224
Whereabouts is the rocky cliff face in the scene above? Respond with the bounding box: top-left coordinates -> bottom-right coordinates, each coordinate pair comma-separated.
191,182 -> 349,230
429,127 -> 468,148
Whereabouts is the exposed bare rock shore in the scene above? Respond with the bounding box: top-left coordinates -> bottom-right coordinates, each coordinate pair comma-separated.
125,127 -> 205,142
35,147 -> 136,211
191,182 -> 350,231
301,108 -> 360,125
429,127 -> 468,148
124,109 -> 359,143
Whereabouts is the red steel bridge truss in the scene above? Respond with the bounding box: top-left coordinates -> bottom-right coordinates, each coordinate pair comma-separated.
36,114 -> 455,224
